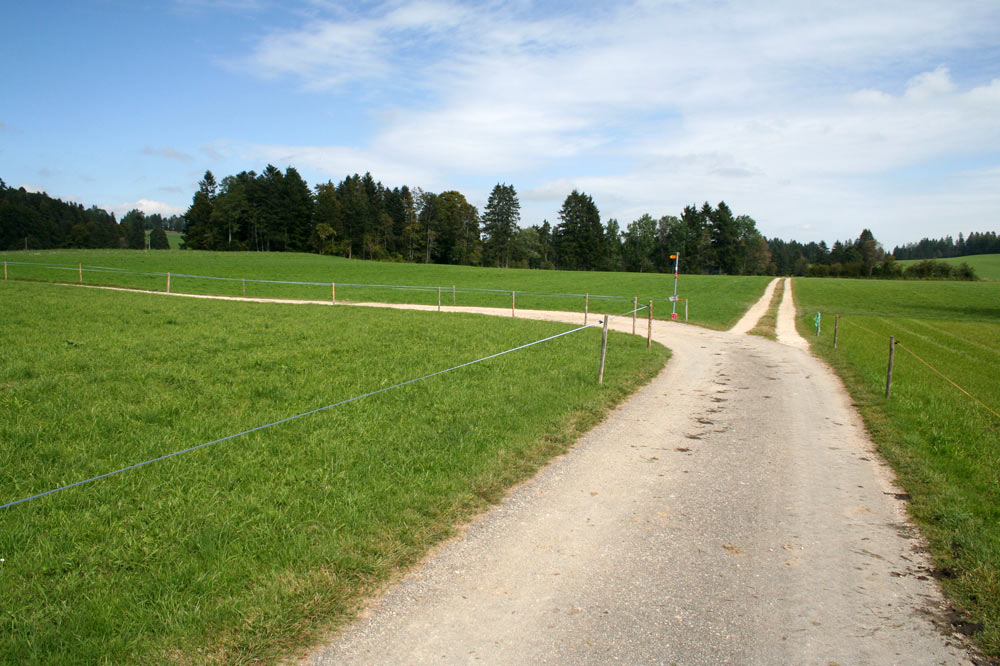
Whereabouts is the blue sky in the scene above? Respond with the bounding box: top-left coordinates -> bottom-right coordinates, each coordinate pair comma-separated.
2,0 -> 999,249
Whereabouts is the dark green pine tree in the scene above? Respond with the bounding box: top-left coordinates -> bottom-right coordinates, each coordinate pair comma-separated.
481,183 -> 520,268
679,204 -> 710,273
280,166 -> 314,252
181,171 -> 217,249
121,209 -> 147,249
555,190 -> 604,270
149,227 -> 170,249
708,201 -> 739,274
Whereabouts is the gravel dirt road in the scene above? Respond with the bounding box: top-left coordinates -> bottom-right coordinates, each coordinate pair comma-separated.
301,278 -> 974,665
72,281 -> 975,664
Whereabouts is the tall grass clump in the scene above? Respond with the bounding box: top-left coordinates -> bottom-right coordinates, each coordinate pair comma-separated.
793,277 -> 1000,656
0,280 -> 668,664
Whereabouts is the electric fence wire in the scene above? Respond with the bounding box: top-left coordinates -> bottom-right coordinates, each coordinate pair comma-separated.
841,318 -> 999,421
1,322 -> 595,511
1,260 -> 672,303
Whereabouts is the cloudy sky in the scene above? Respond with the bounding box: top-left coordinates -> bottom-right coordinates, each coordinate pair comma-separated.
2,0 -> 999,249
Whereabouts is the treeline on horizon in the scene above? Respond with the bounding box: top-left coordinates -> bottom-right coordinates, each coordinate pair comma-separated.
0,178 -> 183,251
1,172 -> 992,280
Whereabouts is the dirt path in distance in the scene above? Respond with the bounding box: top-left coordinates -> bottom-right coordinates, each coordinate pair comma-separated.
729,276 -> 779,335
303,283 -> 974,665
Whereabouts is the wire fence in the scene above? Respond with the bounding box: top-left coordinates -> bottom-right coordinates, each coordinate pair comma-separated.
832,315 -> 999,421
1,294 -> 650,511
1,259 -> 675,313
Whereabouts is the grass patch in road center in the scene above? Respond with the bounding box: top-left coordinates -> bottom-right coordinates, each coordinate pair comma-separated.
748,278 -> 784,340
0,280 -> 669,664
793,277 -> 1000,657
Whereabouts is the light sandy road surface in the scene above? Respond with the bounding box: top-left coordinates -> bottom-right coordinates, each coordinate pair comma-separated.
301,279 -> 973,666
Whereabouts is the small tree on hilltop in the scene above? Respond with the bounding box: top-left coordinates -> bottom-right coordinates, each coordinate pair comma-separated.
149,227 -> 170,249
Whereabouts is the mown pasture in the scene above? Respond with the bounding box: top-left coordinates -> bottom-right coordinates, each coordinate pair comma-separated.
898,253 -> 1000,281
0,280 -> 668,664
793,277 -> 1000,656
0,249 -> 770,329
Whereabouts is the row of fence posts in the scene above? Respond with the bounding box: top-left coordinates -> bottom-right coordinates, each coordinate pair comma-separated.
826,313 -> 898,398
4,262 -> 672,386
598,300 -> 654,385
2,264 -> 691,330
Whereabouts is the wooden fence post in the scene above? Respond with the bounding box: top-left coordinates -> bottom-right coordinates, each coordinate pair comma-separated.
78,263 -> 83,284
685,299 -> 688,322
512,290 -> 516,317
598,316 -> 609,385
332,282 -> 336,303
3,261 -> 6,280
632,296 -> 638,335
438,286 -> 441,312
885,336 -> 896,398
834,315 -> 840,349
166,272 -> 171,294
647,300 -> 653,349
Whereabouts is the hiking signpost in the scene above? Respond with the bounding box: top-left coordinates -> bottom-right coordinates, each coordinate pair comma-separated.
670,252 -> 680,321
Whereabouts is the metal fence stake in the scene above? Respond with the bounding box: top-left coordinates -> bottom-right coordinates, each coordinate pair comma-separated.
885,336 -> 896,398
598,316 -> 609,384
647,300 -> 653,349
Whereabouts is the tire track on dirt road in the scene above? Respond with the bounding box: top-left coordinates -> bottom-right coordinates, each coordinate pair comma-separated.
305,283 -> 974,665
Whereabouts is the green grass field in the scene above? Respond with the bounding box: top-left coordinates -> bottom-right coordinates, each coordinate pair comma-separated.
793,277 -> 1000,656
898,254 -> 1000,281
0,280 -> 668,664
143,230 -> 183,250
0,249 -> 770,330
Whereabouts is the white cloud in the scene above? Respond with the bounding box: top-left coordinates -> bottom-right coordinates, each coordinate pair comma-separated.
205,139 -> 436,188
904,66 -> 957,100
228,1 -> 1000,246
141,146 -> 194,162
108,198 -> 186,218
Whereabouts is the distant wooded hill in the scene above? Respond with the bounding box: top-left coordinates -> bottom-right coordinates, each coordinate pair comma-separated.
0,179 -> 182,250
2,173 -> 995,280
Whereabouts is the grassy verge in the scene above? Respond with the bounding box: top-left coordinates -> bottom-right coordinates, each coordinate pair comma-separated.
793,277 -> 1000,657
0,249 -> 770,329
0,280 -> 669,664
748,278 -> 784,340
